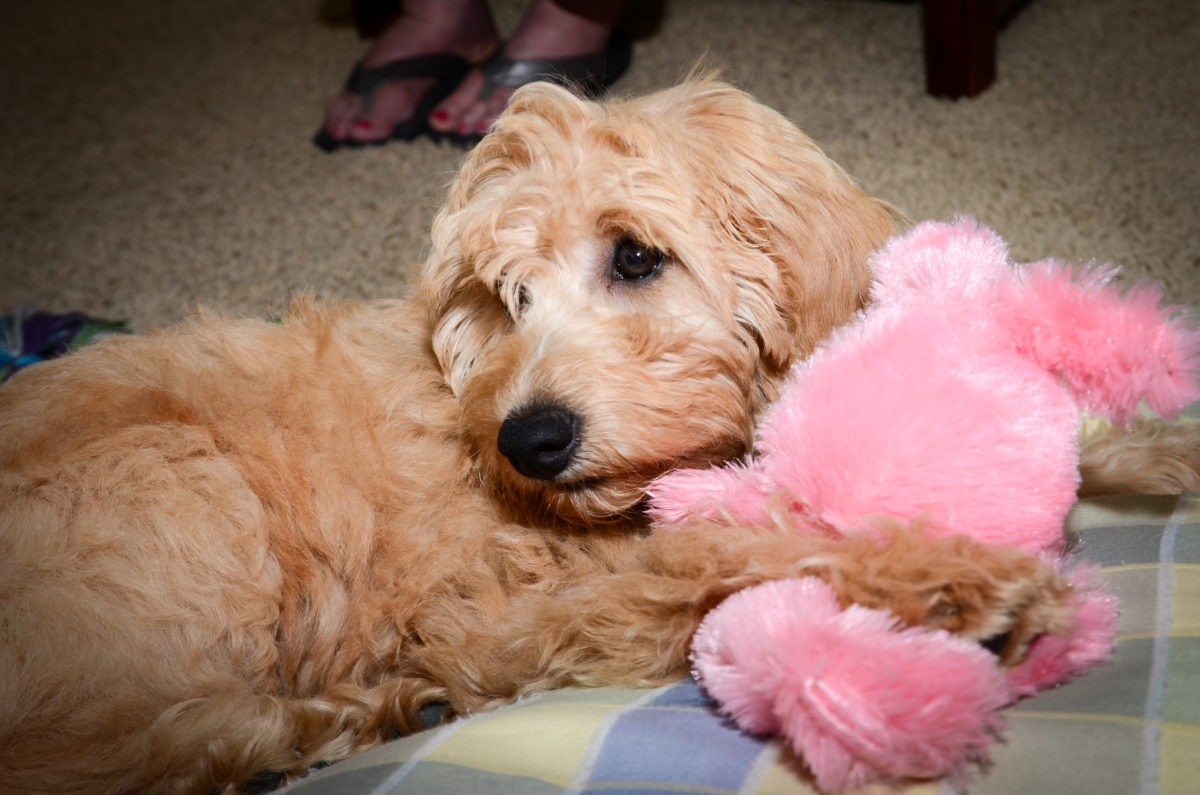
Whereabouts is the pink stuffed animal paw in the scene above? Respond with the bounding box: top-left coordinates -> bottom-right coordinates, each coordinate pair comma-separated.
692,578 -> 1009,794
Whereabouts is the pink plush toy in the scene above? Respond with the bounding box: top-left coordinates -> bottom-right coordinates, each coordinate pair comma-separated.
649,218 -> 1200,793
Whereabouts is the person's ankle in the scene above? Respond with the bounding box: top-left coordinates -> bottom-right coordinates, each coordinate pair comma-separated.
367,0 -> 499,65
504,0 -> 615,61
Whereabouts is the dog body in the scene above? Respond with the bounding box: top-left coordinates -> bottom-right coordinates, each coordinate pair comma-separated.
1,81 -> 1194,793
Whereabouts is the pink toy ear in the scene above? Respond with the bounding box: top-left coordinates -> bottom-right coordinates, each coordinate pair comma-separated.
647,463 -> 772,525
869,217 -> 1010,307
692,579 -> 1009,794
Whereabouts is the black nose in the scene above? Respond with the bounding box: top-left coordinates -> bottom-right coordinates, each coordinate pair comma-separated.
497,406 -> 580,481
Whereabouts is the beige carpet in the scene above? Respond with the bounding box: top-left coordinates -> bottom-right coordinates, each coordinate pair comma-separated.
1,0 -> 1197,330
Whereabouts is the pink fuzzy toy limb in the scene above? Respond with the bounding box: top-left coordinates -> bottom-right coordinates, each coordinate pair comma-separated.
996,261 -> 1200,425
692,570 -> 1120,794
691,578 -> 1009,794
644,462 -> 773,525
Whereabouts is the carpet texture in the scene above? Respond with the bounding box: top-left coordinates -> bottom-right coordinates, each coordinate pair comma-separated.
1,0 -> 1197,330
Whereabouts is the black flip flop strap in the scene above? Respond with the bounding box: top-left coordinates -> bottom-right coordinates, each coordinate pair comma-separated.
345,53 -> 469,111
478,45 -> 616,99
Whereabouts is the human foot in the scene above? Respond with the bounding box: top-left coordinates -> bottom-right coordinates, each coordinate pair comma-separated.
427,0 -> 627,143
318,0 -> 500,148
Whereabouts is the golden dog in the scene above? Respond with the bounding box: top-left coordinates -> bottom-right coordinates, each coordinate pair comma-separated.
1,79 -> 1195,793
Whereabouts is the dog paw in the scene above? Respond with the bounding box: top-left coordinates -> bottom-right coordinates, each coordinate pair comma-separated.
926,544 -> 1075,666
835,528 -> 1076,666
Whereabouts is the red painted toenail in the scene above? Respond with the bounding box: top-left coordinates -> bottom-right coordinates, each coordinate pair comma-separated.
431,110 -> 448,123
353,119 -> 373,130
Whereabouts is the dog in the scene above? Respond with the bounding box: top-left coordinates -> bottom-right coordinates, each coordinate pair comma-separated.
2,78 -> 1197,794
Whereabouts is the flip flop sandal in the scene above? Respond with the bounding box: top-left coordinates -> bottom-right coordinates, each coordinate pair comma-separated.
438,31 -> 632,146
313,52 -> 470,152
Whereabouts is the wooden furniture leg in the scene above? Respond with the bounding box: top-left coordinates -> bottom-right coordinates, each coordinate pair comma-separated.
923,0 -> 1032,99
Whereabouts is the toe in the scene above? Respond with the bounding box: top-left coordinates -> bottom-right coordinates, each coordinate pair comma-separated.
323,93 -> 363,140
346,79 -> 435,143
457,87 -> 514,138
430,70 -> 517,140
456,102 -> 488,139
429,68 -> 486,135
476,89 -> 515,135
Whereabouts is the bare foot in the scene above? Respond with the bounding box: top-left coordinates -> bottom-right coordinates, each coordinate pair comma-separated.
428,0 -> 621,140
320,0 -> 500,146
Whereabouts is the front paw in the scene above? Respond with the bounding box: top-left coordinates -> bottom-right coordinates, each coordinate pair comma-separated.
833,526 -> 1076,666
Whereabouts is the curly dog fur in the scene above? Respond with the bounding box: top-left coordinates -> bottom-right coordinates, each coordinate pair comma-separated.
1,79 -> 1196,793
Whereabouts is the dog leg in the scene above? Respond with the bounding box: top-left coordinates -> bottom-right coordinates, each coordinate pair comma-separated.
408,521 -> 1075,718
814,523 -> 1077,666
638,520 -> 1076,667
1079,418 -> 1200,496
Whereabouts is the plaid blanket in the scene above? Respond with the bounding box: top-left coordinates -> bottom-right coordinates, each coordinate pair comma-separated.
283,490 -> 1200,795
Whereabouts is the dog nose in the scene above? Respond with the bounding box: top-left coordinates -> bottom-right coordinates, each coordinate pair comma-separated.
497,406 -> 580,481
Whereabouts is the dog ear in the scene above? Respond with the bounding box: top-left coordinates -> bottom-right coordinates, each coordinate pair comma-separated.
655,79 -> 900,370
419,83 -> 597,394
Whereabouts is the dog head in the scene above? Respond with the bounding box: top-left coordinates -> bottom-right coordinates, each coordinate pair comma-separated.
418,78 -> 896,527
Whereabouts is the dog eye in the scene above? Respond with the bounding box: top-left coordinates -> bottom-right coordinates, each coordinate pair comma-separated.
611,238 -> 664,283
496,282 -> 530,323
